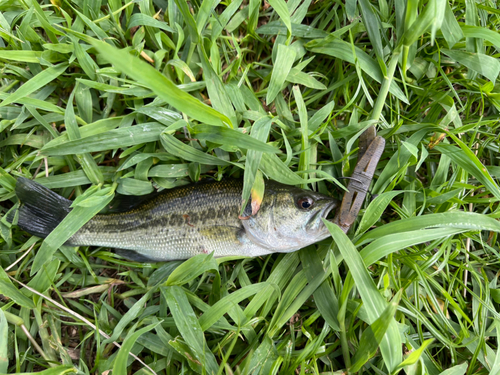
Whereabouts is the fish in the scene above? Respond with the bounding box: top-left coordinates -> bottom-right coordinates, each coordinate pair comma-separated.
9,177 -> 340,262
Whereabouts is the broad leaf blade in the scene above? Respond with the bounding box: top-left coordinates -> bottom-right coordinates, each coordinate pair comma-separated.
90,40 -> 232,127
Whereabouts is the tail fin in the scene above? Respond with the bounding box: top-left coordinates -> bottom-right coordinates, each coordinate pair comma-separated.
7,177 -> 72,238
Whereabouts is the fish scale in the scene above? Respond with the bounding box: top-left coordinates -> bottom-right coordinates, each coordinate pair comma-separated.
69,180 -> 263,261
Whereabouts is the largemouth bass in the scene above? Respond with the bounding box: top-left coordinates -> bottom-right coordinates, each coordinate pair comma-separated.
11,178 -> 339,262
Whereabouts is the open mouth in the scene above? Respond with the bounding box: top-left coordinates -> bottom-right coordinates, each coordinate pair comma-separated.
306,201 -> 339,230
323,201 -> 339,222
325,205 -> 337,221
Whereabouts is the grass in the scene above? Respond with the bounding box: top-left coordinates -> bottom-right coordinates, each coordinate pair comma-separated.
1,0 -> 500,374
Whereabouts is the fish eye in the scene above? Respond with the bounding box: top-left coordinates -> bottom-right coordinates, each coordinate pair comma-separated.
297,197 -> 314,210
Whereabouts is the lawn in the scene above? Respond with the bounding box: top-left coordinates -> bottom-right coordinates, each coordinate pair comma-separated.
1,0 -> 500,374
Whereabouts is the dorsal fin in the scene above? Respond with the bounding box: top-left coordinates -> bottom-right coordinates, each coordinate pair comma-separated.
99,191 -> 159,214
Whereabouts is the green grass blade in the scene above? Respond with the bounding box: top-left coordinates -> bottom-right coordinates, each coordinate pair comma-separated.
436,136 -> 500,200
266,44 -> 296,104
64,86 -> 103,185
461,24 -> 500,50
128,13 -> 175,32
37,116 -> 124,149
0,268 -> 35,308
302,249 -> 340,330
32,168 -> 115,188
148,163 -> 200,178
1,366 -> 78,375
42,123 -> 165,155
359,211 -> 500,244
257,21 -> 328,38
198,49 -> 237,127
26,259 -> 60,295
199,283 -> 268,331
396,338 -> 434,370
117,178 -> 153,195
112,321 -> 160,374
0,309 -> 8,373
307,39 -> 408,103
355,191 -> 404,236
162,286 -> 219,374
268,249 -> 331,335
244,253 -> 299,318
165,253 -> 219,286
247,335 -> 277,373
350,291 -> 401,372
0,92 -> 64,113
31,0 -> 61,43
490,321 -> 500,375
0,167 -> 17,191
360,228 -> 466,266
441,3 -> 463,47
193,124 -> 279,153
160,132 -> 231,166
0,63 -> 68,108
0,50 -> 43,62
309,101 -> 335,131
358,0 -> 386,74
173,0 -> 199,42
134,106 -> 182,126
260,153 -> 305,185
267,0 -> 292,36
401,0 -> 436,47
324,220 -> 402,371
210,0 -> 243,40
286,68 -> 327,89
293,86 -> 309,186
71,37 -> 98,81
429,0 -> 446,44
103,290 -> 153,345
372,128 -> 429,194
442,49 -> 500,83
438,362 -> 468,375
196,0 -> 220,35
90,40 -> 232,127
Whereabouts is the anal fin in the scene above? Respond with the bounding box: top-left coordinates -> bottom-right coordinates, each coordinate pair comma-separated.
114,248 -> 159,263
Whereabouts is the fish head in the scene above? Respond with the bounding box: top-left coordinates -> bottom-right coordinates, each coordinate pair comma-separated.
241,182 -> 339,252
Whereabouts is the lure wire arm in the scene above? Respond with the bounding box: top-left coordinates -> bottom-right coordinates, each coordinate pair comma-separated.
333,126 -> 385,233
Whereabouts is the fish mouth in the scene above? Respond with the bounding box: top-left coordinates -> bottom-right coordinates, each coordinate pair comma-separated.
308,201 -> 338,230
324,202 -> 338,222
